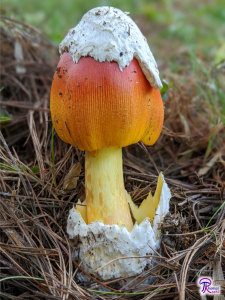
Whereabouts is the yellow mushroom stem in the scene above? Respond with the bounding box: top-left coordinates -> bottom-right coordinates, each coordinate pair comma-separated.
85,147 -> 133,232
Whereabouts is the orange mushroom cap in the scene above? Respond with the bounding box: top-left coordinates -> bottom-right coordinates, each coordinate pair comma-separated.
50,52 -> 164,151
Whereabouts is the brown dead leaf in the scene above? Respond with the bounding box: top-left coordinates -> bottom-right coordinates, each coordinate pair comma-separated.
63,162 -> 81,191
179,113 -> 190,138
198,152 -> 222,176
213,259 -> 225,300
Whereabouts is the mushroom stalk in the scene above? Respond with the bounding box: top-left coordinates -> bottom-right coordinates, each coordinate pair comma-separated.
85,147 -> 133,231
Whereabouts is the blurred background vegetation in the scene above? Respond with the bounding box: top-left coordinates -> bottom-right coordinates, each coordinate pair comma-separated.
1,0 -> 225,124
2,0 -> 225,64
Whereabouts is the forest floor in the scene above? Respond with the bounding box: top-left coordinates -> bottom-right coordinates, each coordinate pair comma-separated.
0,6 -> 225,300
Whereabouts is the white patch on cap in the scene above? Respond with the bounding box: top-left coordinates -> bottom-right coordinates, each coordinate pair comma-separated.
59,6 -> 162,90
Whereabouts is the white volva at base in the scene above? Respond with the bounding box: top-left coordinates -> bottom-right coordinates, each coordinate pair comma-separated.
67,173 -> 171,280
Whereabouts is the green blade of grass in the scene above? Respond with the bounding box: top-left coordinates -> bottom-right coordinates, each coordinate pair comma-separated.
88,286 -> 171,295
204,200 -> 225,230
0,276 -> 44,282
201,229 -> 218,246
0,163 -> 18,172
200,200 -> 225,246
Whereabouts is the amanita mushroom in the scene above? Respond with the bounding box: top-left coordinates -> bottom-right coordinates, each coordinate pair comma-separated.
50,6 -> 171,280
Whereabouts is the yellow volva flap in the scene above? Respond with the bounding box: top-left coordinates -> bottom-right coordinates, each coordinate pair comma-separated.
127,172 -> 164,224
